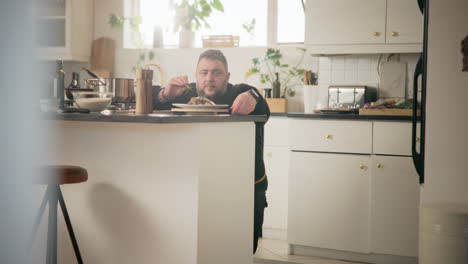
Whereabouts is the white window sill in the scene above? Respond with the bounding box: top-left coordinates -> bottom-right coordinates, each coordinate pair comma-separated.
121,43 -> 305,51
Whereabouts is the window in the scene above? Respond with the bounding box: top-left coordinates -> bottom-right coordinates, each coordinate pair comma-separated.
277,0 -> 304,44
131,0 -> 304,48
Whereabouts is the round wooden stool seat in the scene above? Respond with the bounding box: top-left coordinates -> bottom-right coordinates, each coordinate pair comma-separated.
39,165 -> 88,185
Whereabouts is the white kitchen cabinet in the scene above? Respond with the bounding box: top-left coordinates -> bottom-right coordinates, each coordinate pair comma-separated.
373,122 -> 412,156
288,151 -> 371,253
263,117 -> 290,240
263,146 -> 289,232
370,155 -> 420,257
386,0 -> 424,44
290,119 -> 373,154
305,0 -> 386,45
264,116 -> 289,147
36,0 -> 94,61
305,0 -> 423,54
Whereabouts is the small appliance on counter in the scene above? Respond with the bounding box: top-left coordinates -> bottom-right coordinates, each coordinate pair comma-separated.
328,85 -> 377,108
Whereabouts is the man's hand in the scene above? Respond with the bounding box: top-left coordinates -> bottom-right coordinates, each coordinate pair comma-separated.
231,91 -> 257,115
165,76 -> 189,98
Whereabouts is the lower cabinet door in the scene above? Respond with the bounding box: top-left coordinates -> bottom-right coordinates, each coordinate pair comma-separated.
263,146 -> 290,231
370,155 -> 420,257
288,152 -> 371,253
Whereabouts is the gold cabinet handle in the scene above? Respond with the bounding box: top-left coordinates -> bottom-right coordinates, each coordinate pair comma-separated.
266,152 -> 272,157
376,163 -> 383,169
373,32 -> 381,37
416,137 -> 421,143
325,134 -> 333,140
391,31 -> 399,37
359,164 -> 367,170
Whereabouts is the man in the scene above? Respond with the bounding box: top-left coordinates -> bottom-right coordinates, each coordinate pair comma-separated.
153,49 -> 270,253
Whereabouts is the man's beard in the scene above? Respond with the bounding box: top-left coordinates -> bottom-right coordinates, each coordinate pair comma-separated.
196,81 -> 228,99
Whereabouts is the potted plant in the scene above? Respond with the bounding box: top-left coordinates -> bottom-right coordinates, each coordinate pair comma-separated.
170,0 -> 224,48
246,48 -> 307,98
246,48 -> 309,113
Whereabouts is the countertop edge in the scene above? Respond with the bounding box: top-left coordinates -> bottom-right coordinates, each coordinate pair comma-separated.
270,112 -> 414,121
43,113 -> 268,124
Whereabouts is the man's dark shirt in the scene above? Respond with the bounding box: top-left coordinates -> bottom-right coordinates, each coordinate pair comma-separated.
153,83 -> 270,192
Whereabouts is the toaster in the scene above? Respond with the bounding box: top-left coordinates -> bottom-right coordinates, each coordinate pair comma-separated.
328,85 -> 377,108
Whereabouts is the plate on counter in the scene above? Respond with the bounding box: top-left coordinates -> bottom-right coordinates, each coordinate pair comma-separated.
172,103 -> 229,109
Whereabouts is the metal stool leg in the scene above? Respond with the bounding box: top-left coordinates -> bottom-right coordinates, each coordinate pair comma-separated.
28,186 -> 52,252
58,187 -> 83,264
46,185 -> 58,264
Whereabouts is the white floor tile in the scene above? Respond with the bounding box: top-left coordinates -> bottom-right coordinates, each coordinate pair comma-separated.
255,239 -> 364,264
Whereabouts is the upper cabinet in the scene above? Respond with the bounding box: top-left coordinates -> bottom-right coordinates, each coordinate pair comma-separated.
305,0 -> 423,54
386,0 -> 424,44
36,0 -> 94,62
305,0 -> 387,45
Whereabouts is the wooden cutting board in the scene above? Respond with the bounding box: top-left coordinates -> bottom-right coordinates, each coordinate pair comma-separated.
90,37 -> 115,78
359,108 -> 417,116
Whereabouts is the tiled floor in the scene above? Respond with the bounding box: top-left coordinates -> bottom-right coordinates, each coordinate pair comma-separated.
254,238 -> 365,264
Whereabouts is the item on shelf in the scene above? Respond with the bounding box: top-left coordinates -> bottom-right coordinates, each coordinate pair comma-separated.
202,35 -> 240,48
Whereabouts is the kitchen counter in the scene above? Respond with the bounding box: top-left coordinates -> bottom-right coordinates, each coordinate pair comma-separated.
40,115 -> 259,264
43,111 -> 268,124
271,112 -> 413,121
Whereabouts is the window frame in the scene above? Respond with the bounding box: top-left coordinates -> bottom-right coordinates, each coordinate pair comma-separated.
126,0 -> 305,49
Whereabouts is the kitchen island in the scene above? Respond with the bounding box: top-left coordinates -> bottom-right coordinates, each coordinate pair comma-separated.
39,112 -> 267,264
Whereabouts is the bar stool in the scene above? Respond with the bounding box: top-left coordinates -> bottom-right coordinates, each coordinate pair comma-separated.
30,165 -> 88,264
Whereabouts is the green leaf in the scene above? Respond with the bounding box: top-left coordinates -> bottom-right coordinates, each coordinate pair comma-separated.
211,0 -> 224,12
131,15 -> 143,25
252,58 -> 259,65
109,14 -> 125,28
148,51 -> 155,60
251,67 -> 259,73
280,64 -> 289,68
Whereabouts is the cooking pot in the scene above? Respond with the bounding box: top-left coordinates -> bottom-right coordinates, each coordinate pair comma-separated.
85,78 -> 113,93
113,78 -> 135,104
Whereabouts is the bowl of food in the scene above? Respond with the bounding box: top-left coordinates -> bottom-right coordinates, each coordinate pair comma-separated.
71,91 -> 113,112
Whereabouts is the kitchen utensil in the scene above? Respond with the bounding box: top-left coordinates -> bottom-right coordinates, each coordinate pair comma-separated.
71,91 -> 113,112
303,85 -> 319,113
81,67 -> 103,80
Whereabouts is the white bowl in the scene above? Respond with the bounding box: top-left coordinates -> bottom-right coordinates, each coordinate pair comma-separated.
72,91 -> 113,112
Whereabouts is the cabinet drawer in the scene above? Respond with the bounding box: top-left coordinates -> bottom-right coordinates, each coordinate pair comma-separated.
373,122 -> 412,156
290,119 -> 372,154
265,117 -> 289,146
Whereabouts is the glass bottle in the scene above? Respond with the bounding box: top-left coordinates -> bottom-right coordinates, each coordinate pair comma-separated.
54,60 -> 65,109
67,72 -> 80,89
273,72 -> 281,98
